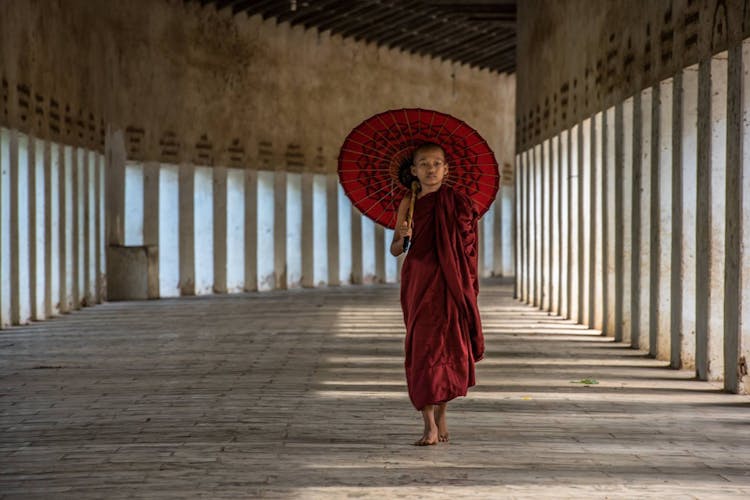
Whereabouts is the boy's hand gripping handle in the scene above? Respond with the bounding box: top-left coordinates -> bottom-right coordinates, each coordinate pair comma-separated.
403,181 -> 419,252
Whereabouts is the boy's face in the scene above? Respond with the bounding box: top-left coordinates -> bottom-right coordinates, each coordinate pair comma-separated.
411,147 -> 448,189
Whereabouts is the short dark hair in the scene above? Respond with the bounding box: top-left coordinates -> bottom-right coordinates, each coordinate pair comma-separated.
412,142 -> 445,161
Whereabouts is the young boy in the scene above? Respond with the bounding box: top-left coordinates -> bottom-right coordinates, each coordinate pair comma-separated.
390,142 -> 484,446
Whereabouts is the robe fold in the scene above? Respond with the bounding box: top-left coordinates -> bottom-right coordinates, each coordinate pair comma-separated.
400,185 -> 485,411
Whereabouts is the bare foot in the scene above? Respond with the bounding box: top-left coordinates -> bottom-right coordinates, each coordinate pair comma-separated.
414,404 -> 438,446
435,403 -> 449,442
414,429 -> 438,446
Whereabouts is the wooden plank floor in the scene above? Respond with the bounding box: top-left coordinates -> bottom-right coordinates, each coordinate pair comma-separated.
1,279 -> 749,499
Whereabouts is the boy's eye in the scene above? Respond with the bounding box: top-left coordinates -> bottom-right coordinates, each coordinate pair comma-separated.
417,160 -> 445,168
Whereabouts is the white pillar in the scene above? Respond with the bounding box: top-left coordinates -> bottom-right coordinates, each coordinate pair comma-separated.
63,145 -> 76,309
194,166 -> 214,295
286,172 -> 302,289
520,151 -> 529,302
655,78 -> 673,361
44,140 -> 57,317
570,124 -> 581,323
0,128 -> 10,327
638,88 -> 653,352
739,39 -> 750,394
531,144 -> 541,307
12,132 -> 31,324
581,117 -> 592,328
725,42 -> 745,393
605,107 -> 617,337
226,168 -> 245,293
620,98 -> 634,345
542,139 -> 551,311
94,152 -> 104,303
550,135 -> 560,314
559,130 -> 570,319
680,65 -> 699,369
257,170 -> 275,291
159,164 -> 180,297
85,150 -> 96,304
592,112 -> 604,331
559,131 -> 569,317
513,153 -> 524,300
30,137 -> 45,320
706,52 -> 727,381
312,173 -> 327,286
75,148 -> 86,307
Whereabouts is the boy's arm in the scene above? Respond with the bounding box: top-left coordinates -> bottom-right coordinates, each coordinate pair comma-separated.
390,196 -> 411,256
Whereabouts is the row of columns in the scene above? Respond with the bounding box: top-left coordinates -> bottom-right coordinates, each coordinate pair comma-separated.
515,43 -> 750,394
0,128 -> 106,328
0,124 -> 515,329
114,160 -> 514,297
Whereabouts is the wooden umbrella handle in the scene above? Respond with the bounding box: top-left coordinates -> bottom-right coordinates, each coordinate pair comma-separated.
403,180 -> 419,252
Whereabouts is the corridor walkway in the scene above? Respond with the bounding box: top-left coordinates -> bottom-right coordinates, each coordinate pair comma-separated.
1,280 -> 749,499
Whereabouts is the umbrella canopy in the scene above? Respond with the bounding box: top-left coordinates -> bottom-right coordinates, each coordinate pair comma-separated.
338,108 -> 499,229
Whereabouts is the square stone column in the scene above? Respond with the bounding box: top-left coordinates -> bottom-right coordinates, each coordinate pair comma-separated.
542,138 -> 551,312
580,116 -> 592,328
637,87 -> 653,352
29,137 -> 44,320
0,128 -> 11,327
550,136 -> 559,314
592,112 -> 603,331
654,78 -> 673,361
570,123 -> 582,324
532,143 -> 541,308
679,65 -> 699,370
725,43 -> 748,393
605,106 -> 616,338
618,100 -> 633,344
558,131 -> 569,317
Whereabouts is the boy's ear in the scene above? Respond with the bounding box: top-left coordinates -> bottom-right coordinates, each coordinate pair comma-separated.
410,164 -> 417,175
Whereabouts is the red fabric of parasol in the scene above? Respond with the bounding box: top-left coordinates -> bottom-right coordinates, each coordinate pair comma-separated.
338,108 -> 500,230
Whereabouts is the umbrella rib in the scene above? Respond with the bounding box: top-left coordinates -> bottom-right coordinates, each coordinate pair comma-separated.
339,176 -> 395,189
444,177 -> 501,190
341,136 -> 400,159
344,128 -> 404,159
338,167 -> 393,172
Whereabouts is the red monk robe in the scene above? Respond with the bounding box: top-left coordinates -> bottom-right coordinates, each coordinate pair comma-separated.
400,184 -> 485,411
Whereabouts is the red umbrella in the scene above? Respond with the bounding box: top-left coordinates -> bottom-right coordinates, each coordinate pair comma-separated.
338,108 -> 500,230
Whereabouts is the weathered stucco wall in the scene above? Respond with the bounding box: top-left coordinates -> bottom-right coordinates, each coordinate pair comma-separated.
0,0 -> 515,173
516,0 -> 747,150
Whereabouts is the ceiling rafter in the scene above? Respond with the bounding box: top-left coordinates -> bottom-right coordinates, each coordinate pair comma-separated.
193,0 -> 516,74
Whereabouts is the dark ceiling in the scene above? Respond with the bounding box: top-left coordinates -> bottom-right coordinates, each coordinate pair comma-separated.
195,0 -> 516,74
